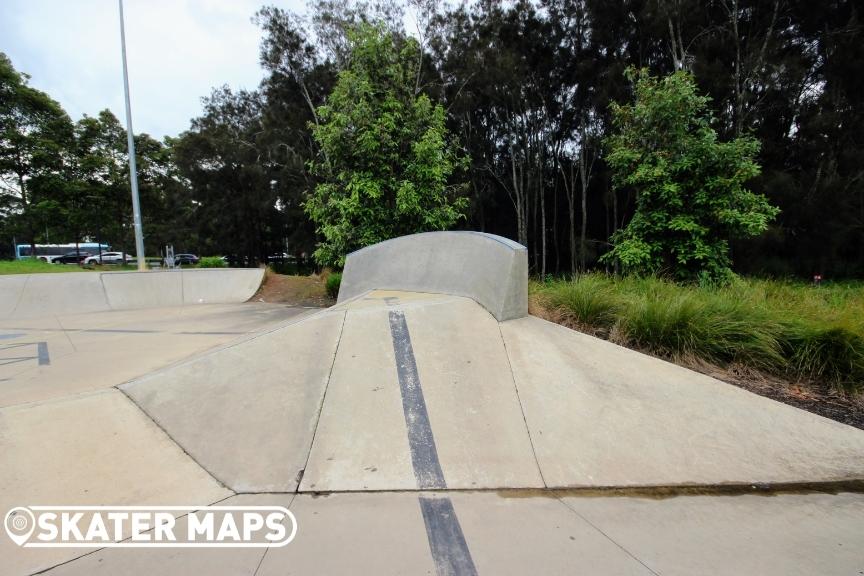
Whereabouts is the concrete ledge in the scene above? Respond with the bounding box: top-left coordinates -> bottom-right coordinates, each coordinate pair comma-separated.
337,231 -> 528,321
0,268 -> 265,319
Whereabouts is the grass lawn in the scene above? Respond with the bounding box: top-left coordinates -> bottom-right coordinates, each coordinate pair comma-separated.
531,275 -> 864,397
0,259 -> 92,274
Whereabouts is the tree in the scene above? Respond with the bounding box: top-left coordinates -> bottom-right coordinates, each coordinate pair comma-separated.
173,87 -> 289,264
0,53 -> 73,253
603,68 -> 779,283
305,24 -> 467,266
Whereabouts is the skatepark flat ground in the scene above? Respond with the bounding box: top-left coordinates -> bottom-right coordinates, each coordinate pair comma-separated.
2,289 -> 863,575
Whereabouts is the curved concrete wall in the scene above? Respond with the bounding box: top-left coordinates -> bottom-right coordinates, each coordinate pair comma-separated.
0,268 -> 264,319
337,231 -> 528,321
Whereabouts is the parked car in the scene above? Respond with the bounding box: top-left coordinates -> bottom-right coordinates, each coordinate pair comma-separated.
83,252 -> 133,265
173,253 -> 199,266
53,251 -> 92,264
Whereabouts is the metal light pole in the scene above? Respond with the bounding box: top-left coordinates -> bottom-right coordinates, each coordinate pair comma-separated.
118,0 -> 146,271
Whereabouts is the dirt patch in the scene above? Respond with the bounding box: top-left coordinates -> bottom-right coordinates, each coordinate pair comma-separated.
529,299 -> 864,431
251,269 -> 335,308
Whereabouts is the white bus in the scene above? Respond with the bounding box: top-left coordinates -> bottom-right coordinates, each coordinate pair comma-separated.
15,243 -> 111,262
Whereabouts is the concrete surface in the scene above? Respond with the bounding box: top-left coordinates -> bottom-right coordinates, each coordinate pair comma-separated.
300,301 -> 417,491
43,494 -> 294,576
257,492 -> 440,576
402,298 -> 543,489
0,303 -> 306,407
0,268 -> 265,319
40,491 -> 864,576
101,270 -> 184,309
4,275 -> 864,575
0,389 -> 231,576
338,231 -> 528,321
560,491 -> 864,576
122,309 -> 345,492
501,315 -> 864,487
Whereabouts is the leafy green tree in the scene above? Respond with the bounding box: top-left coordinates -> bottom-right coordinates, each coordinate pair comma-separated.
305,24 -> 467,266
602,68 -> 778,284
0,53 -> 73,253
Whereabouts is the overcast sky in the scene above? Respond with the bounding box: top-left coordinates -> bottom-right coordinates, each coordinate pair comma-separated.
1,0 -> 307,140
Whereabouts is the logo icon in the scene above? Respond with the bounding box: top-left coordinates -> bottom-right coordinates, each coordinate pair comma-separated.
5,507 -> 36,546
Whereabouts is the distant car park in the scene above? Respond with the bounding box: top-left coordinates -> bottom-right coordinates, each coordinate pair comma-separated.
84,252 -> 134,265
53,251 -> 92,264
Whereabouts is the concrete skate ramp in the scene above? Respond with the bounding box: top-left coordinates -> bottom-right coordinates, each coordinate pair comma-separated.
0,268 -> 264,319
122,290 -> 864,493
337,231 -> 528,321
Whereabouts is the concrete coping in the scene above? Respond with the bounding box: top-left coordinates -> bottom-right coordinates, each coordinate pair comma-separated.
337,231 -> 528,321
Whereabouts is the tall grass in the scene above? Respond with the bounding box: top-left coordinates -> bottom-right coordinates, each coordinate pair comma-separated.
532,274 -> 864,392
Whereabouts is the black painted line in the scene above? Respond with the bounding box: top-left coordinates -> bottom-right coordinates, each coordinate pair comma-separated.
37,341 -> 49,365
388,309 -> 446,490
419,497 -> 479,576
388,310 -> 479,575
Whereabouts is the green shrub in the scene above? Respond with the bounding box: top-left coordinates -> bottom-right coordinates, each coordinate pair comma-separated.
781,320 -> 864,392
541,274 -> 621,331
198,256 -> 226,268
326,272 -> 342,299
531,274 -> 864,392
620,291 -> 783,370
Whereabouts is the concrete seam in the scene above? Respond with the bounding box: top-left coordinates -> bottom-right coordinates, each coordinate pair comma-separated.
179,268 -> 186,308
556,496 -> 663,576
53,315 -> 78,352
296,309 -> 348,492
9,273 -> 31,318
116,385 -> 236,493
497,322 -> 548,488
96,272 -> 112,310
262,480 -> 864,497
252,492 -> 298,576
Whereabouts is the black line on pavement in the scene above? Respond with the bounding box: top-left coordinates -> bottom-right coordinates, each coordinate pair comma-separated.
37,341 -> 49,365
418,497 -> 478,576
389,309 -> 478,575
388,309 -> 446,490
